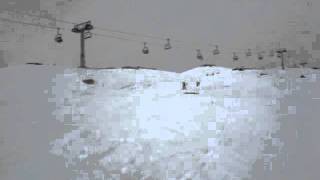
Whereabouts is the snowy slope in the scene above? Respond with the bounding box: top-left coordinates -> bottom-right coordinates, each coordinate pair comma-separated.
1,65 -> 320,180
50,65 -> 282,180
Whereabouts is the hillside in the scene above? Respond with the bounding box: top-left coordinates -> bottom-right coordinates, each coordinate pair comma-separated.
0,65 -> 320,180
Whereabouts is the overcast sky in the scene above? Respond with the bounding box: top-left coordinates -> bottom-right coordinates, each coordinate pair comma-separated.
0,0 -> 319,72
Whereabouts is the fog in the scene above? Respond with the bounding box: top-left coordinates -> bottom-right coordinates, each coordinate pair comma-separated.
0,0 -> 320,72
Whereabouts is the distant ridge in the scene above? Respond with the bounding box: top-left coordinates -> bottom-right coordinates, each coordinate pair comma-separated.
26,62 -> 43,65
232,67 -> 255,71
200,64 -> 216,67
84,67 -> 116,69
121,66 -> 157,70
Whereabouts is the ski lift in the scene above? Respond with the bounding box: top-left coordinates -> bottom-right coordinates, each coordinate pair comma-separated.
164,38 -> 172,50
233,52 -> 239,61
54,27 -> 63,43
142,42 -> 149,54
246,49 -> 252,57
258,52 -> 264,60
276,48 -> 287,58
213,45 -> 220,55
196,49 -> 204,60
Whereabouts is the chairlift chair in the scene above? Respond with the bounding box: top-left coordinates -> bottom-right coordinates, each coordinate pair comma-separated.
197,49 -> 204,60
233,52 -> 239,61
54,28 -> 63,43
142,42 -> 149,54
258,52 -> 264,60
164,38 -> 172,50
213,45 -> 220,55
246,49 -> 252,57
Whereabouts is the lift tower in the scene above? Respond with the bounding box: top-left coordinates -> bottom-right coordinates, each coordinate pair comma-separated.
277,48 -> 287,70
72,21 -> 94,68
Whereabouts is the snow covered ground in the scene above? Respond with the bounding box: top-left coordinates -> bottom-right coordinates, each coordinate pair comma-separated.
0,64 -> 320,180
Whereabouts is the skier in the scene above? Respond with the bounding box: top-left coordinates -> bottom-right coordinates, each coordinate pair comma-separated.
182,81 -> 187,90
196,81 -> 200,87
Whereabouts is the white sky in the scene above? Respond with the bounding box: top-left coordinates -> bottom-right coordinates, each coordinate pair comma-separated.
0,0 -> 319,71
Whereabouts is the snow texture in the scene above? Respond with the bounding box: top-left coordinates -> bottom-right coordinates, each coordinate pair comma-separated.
48,65 -> 287,180
3,64 -> 320,179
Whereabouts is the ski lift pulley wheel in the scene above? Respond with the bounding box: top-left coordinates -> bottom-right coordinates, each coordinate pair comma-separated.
85,24 -> 94,31
84,31 -> 92,39
72,27 -> 81,33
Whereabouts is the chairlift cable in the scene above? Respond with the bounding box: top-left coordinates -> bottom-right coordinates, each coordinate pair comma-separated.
0,13 -> 286,56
